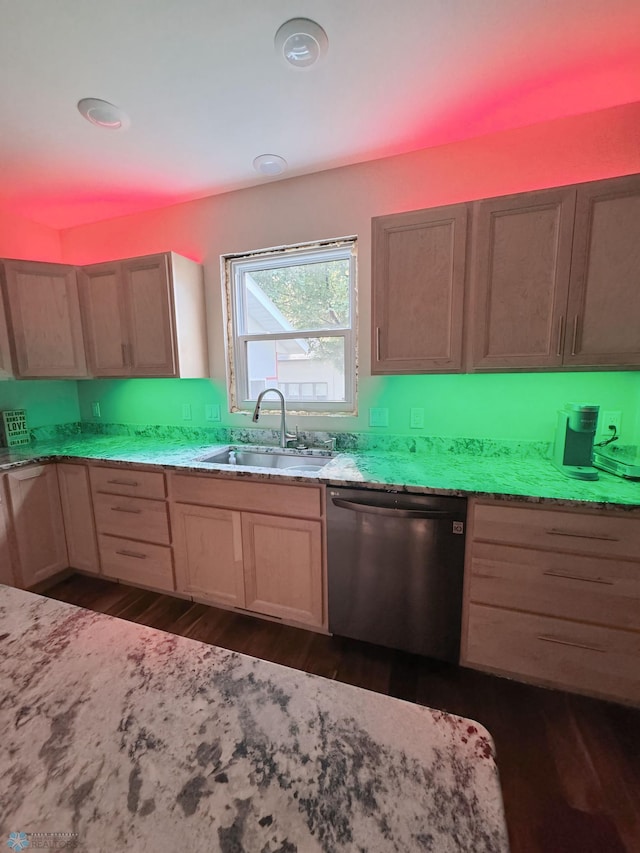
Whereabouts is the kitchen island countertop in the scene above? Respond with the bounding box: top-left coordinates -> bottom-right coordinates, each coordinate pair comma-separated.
0,433 -> 639,509
0,585 -> 509,852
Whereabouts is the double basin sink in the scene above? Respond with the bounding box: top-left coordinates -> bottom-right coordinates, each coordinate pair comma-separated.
197,446 -> 337,474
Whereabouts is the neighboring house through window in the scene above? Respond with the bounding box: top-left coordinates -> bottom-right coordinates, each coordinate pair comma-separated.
223,237 -> 357,414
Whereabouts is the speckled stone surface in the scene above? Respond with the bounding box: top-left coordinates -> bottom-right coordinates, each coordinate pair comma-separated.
1,432 -> 639,509
0,587 -> 509,852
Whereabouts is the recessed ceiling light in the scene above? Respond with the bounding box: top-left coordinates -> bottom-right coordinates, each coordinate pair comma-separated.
253,154 -> 288,176
77,98 -> 130,130
275,18 -> 328,68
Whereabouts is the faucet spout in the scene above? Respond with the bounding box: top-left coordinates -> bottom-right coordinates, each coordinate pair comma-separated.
252,388 -> 295,448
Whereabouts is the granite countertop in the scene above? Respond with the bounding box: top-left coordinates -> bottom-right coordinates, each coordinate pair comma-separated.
0,586 -> 509,852
0,433 -> 639,508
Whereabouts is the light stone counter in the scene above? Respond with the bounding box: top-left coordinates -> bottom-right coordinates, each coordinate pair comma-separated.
0,586 -> 509,852
0,433 -> 639,509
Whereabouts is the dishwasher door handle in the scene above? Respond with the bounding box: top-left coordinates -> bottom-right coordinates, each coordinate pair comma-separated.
331,497 -> 458,519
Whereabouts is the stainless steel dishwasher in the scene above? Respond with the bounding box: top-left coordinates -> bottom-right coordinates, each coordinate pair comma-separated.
327,487 -> 466,662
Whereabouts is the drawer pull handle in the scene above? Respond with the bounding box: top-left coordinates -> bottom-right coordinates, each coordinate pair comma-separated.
546,528 -> 618,542
111,506 -> 142,514
115,549 -> 147,560
107,479 -> 139,487
537,634 -> 605,653
542,570 -> 614,586
375,327 -> 381,362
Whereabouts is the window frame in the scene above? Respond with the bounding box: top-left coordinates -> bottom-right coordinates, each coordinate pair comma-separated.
222,237 -> 358,415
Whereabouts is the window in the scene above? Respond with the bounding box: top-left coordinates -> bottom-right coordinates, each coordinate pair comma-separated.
223,238 -> 357,414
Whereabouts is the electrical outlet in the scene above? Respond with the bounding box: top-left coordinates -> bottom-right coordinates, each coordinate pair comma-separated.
91,402 -> 101,418
410,407 -> 425,429
205,404 -> 221,422
600,410 -> 622,437
369,407 -> 389,428
182,403 -> 192,421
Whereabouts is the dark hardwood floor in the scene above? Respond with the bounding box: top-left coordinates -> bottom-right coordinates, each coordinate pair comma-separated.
44,574 -> 640,853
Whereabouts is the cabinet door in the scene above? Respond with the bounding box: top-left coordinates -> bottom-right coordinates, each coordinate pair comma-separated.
242,512 -> 323,627
172,502 -> 245,607
57,464 -> 99,573
0,475 -> 16,586
0,283 -> 14,379
122,255 -> 177,376
372,204 -> 468,373
564,174 -> 640,366
469,187 -> 576,369
79,262 -> 129,376
3,261 -> 87,377
6,465 -> 68,587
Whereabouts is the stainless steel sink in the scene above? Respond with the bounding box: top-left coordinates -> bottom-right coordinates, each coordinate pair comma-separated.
197,447 -> 336,473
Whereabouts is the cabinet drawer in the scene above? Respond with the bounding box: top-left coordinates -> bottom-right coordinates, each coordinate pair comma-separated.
468,542 -> 640,631
93,492 -> 170,544
98,534 -> 174,591
90,465 -> 166,500
170,473 -> 322,518
473,502 -> 640,560
464,603 -> 640,705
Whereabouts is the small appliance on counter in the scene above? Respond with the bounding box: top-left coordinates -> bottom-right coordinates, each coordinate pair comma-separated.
0,409 -> 30,448
552,403 -> 599,480
593,444 -> 640,480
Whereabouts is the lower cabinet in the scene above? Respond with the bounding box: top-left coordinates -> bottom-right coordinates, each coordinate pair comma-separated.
89,464 -> 175,592
57,463 -> 99,574
462,498 -> 640,706
170,473 -> 326,630
5,465 -> 68,587
242,512 -> 323,627
172,503 -> 245,607
0,475 -> 17,585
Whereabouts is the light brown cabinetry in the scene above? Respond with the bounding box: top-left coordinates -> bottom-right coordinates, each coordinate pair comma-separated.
90,465 -> 174,591
170,472 -> 325,629
470,174 -> 640,370
1,261 -> 87,377
469,188 -> 576,369
564,173 -> 640,366
79,252 -> 208,378
0,290 -> 14,379
372,204 -> 468,373
57,463 -> 99,574
5,465 -> 68,587
462,498 -> 640,705
0,475 -> 17,585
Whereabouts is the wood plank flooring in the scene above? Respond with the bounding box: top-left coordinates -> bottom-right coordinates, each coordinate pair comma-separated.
44,574 -> 640,853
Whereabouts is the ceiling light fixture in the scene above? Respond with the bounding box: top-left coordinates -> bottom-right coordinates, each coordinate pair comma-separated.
253,154 -> 288,176
275,18 -> 328,68
77,98 -> 130,130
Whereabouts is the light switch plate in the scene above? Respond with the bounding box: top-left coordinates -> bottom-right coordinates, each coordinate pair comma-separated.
410,407 -> 425,429
91,402 -> 101,418
369,407 -> 389,428
182,403 -> 192,421
206,404 -> 221,422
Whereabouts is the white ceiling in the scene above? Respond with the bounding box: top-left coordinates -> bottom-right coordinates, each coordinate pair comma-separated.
1,0 -> 639,230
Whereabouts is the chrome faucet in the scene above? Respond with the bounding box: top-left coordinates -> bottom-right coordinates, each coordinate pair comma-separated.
252,388 -> 295,448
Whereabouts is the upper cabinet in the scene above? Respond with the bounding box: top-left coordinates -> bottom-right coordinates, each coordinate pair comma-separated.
372,204 -> 468,373
469,187 -> 576,370
563,174 -> 640,367
79,252 -> 208,378
1,261 -> 88,378
0,285 -> 14,380
373,172 -> 640,374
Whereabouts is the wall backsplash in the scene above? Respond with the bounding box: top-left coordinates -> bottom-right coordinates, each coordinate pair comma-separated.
0,381 -> 80,429
74,372 -> 640,445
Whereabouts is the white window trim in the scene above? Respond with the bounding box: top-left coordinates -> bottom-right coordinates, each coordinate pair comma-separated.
222,237 -> 358,415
